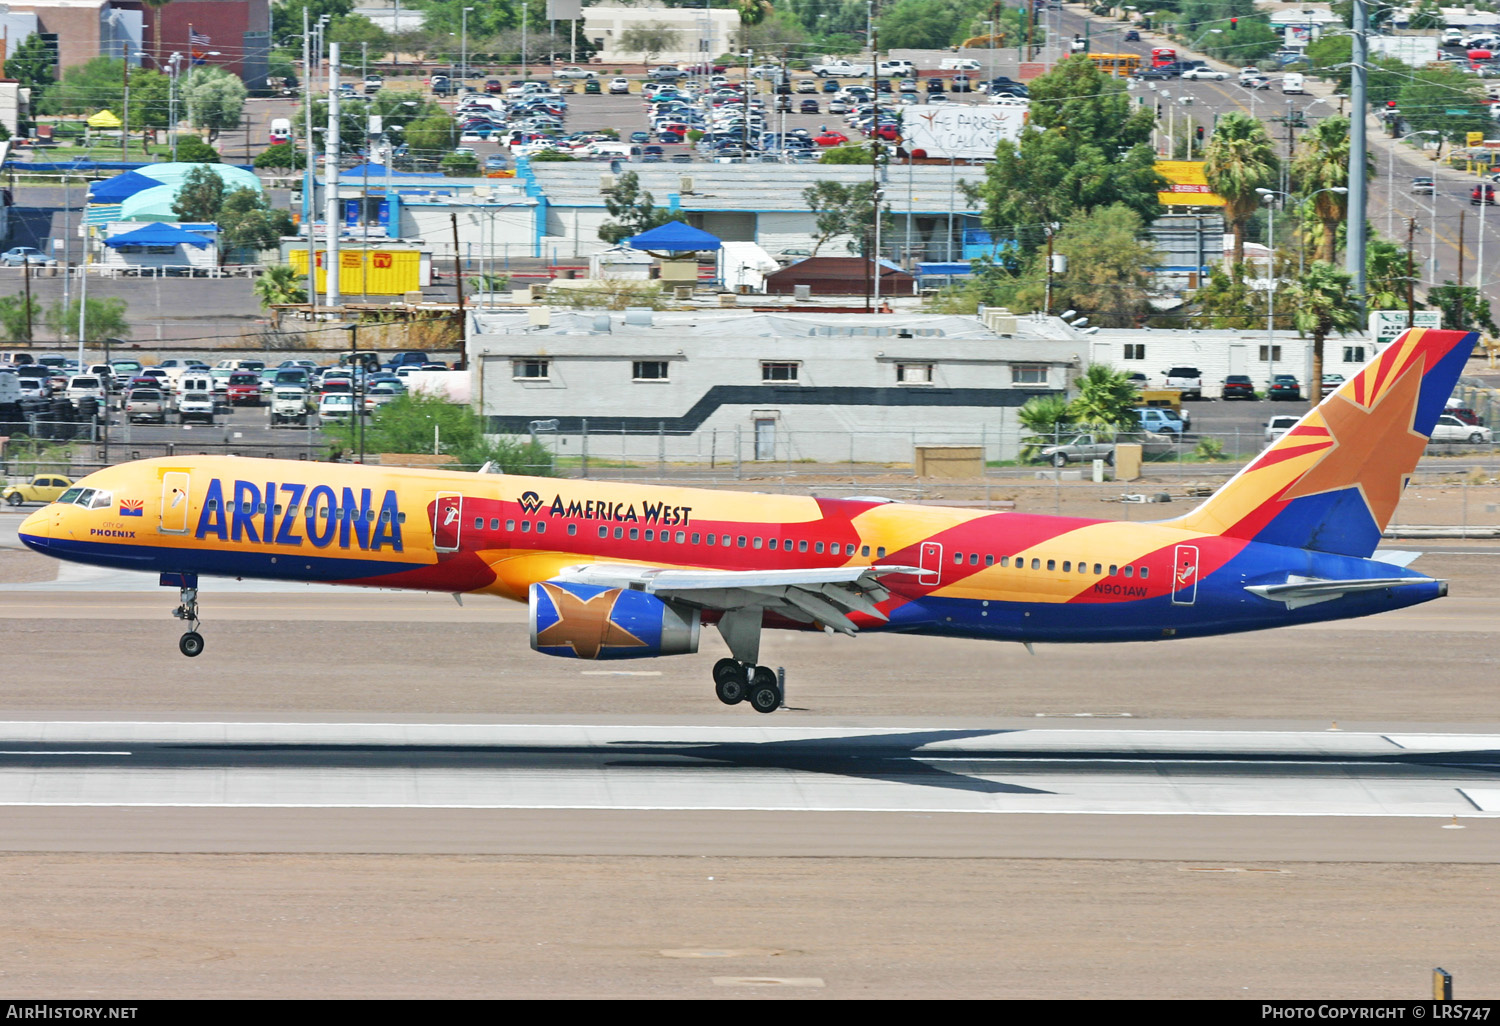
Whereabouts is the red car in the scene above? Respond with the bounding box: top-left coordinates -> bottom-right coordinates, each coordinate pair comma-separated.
814,130 -> 849,146
226,372 -> 263,406
871,124 -> 899,141
484,79 -> 503,94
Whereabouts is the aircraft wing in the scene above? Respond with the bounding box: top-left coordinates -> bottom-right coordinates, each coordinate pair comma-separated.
551,563 -> 924,635
1245,575 -> 1436,610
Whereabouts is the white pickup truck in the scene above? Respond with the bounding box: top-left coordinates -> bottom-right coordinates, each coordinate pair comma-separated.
812,59 -> 873,78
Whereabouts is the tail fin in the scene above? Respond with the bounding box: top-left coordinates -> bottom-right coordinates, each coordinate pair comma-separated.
1171,328 -> 1478,557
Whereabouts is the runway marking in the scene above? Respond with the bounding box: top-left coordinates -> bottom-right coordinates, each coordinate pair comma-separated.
580,671 -> 663,676
0,751 -> 131,756
713,977 -> 825,988
661,948 -> 784,958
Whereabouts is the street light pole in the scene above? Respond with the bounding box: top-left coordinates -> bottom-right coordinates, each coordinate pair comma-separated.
461,6 -> 474,89
1347,0 -> 1370,304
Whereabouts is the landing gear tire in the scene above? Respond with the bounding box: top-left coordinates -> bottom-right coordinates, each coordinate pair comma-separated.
179,631 -> 204,657
172,585 -> 203,657
712,657 -> 743,686
715,676 -> 746,705
748,666 -> 781,714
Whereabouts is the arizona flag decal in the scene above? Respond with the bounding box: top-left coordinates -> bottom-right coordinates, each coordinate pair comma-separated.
119,499 -> 144,517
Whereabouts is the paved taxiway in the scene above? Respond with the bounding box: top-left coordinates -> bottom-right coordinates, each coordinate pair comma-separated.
5,513 -> 1500,996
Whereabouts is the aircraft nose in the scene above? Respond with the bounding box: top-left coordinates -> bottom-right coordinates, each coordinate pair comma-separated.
17,506 -> 51,550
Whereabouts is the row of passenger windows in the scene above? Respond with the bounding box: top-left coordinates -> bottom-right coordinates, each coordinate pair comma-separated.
489,518 -> 1151,577
952,550 -> 1149,578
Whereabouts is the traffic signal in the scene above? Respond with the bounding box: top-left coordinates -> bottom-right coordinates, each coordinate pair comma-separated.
1229,17 -> 1238,30
1196,125 -> 1205,141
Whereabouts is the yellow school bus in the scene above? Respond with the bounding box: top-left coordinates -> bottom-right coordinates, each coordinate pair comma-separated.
1088,52 -> 1144,77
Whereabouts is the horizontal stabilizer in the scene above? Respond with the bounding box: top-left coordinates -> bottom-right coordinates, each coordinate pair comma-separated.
1370,550 -> 1423,568
1245,575 -> 1436,610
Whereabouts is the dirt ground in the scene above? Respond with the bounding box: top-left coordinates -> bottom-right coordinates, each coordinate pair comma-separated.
2,854 -> 1497,1000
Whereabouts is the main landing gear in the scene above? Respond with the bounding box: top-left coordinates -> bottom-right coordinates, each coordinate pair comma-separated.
172,584 -> 204,657
713,658 -> 783,714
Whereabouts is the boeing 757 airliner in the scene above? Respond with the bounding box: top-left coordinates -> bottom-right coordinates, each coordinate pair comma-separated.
18,328 -> 1476,712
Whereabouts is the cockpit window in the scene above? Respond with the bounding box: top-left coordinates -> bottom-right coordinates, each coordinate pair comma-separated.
74,489 -> 95,507
57,487 -> 83,505
88,490 -> 112,510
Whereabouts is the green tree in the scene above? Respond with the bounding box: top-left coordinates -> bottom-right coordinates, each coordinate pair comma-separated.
1202,112 -> 1280,268
254,142 -> 306,172
45,297 -> 130,342
253,265 -> 308,308
620,23 -> 681,63
598,171 -> 687,244
977,56 -> 1163,259
171,165 -> 226,222
181,66 -> 247,142
527,150 -> 576,162
327,13 -> 390,62
1410,0 -> 1447,30
321,391 -> 555,474
1069,364 -> 1141,429
802,180 -> 892,257
1366,237 -> 1416,312
5,33 -> 54,100
1283,262 -> 1361,411
819,144 -> 874,164
218,187 -> 295,263
272,0 -> 355,47
1200,20 -> 1281,64
1428,282 -> 1499,335
1017,394 -> 1072,462
0,293 -> 41,341
441,150 -> 480,177
41,56 -> 170,145
1290,116 -> 1372,263
403,113 -> 456,158
1007,204 -> 1159,326
1193,265 -> 1264,330
1397,66 -> 1492,144
173,137 -> 221,162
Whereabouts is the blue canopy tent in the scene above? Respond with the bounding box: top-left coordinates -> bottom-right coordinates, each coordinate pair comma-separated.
625,221 -> 722,254
103,223 -> 213,249
87,171 -> 162,204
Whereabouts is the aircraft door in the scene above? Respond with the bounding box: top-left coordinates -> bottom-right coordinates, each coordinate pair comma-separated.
1171,544 -> 1200,605
159,472 -> 190,534
433,492 -> 463,552
918,541 -> 942,586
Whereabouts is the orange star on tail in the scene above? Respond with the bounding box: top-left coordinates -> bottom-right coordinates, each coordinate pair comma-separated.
1277,358 -> 1429,531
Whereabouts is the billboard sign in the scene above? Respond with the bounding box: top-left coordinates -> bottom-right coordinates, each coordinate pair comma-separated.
1368,310 -> 1441,345
1156,161 -> 1226,207
902,105 -> 1028,160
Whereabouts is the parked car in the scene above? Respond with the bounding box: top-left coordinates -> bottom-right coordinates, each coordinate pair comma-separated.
1039,433 -> 1116,467
1133,407 -> 1187,435
2,474 -> 73,506
608,77 -> 630,95
799,98 -> 820,113
319,392 -> 359,422
227,372 -> 263,405
1221,374 -> 1257,400
1321,373 -> 1345,397
1,246 -> 55,267
1264,414 -> 1300,442
124,388 -> 168,424
1430,414 -> 1493,443
1268,374 -> 1302,400
1162,366 -> 1203,400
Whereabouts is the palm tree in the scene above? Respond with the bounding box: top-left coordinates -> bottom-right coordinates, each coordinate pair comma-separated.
1201,112 -> 1279,269
1068,364 -> 1140,430
1290,116 -> 1373,264
1283,261 -> 1361,411
1017,393 -> 1071,462
737,0 -> 773,46
143,0 -> 172,65
254,264 -> 308,310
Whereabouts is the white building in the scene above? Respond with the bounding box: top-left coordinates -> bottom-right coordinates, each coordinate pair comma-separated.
584,4 -> 742,66
470,309 -> 1080,464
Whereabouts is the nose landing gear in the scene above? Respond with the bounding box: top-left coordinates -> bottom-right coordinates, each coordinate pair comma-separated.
164,573 -> 204,657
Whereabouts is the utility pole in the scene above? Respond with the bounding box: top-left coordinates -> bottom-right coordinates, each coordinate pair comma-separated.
1459,208 -> 1466,288
867,27 -> 878,311
303,8 -> 317,314
121,55 -> 130,160
325,42 -> 342,308
1406,217 -> 1417,327
1347,0 -> 1370,305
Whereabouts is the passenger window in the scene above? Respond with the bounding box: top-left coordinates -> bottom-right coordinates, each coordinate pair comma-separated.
613,527 -> 624,539
768,538 -> 778,550
474,517 -> 484,530
274,505 -> 283,516
1031,558 -> 1040,570
706,534 -> 716,546
752,537 -> 762,549
644,529 -> 655,541
1109,564 -> 1118,575
1093,563 -> 1102,574
985,555 -> 994,567
398,513 -> 406,524
1124,566 -> 1134,578
521,521 -> 531,533
629,528 -> 639,540
737,536 -> 747,547
1062,561 -> 1071,573
535,522 -> 545,534
799,540 -> 808,552
845,544 -> 856,556
1000,556 -> 1009,567
206,499 -> 218,511
692,533 -> 701,544
815,542 -> 824,554
877,546 -> 886,558
970,553 -> 978,566
861,545 -> 870,557
1139,566 -> 1149,579
490,518 -> 500,530
722,535 -> 731,546
953,552 -> 963,565
597,525 -> 606,538
508,520 -> 516,531
676,531 -> 686,543
568,524 -> 577,536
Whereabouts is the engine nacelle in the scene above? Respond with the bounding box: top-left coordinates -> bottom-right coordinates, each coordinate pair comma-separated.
529,581 -> 701,660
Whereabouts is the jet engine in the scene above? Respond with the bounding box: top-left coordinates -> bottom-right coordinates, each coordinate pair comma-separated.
528,581 -> 701,660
